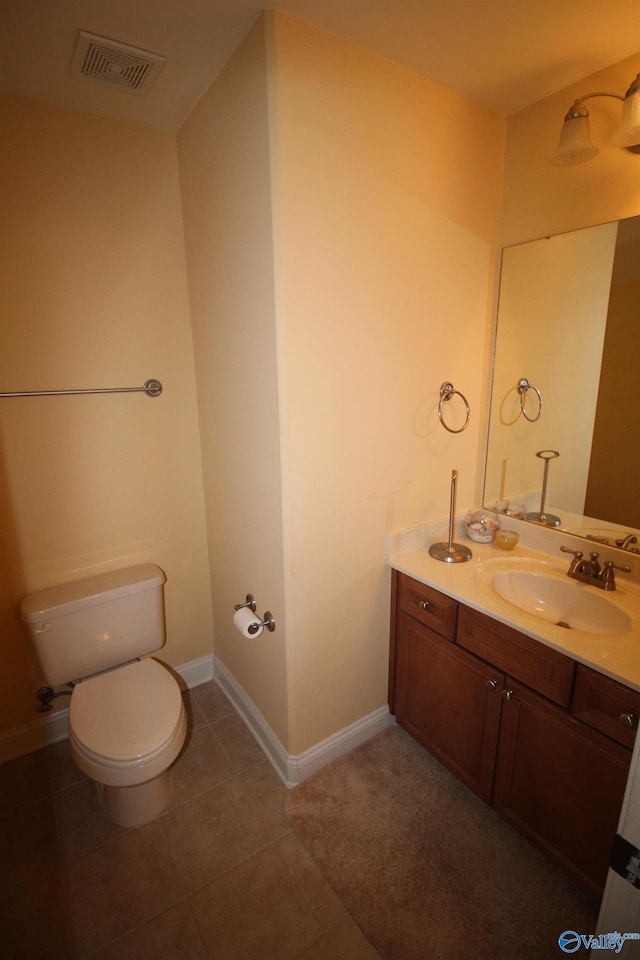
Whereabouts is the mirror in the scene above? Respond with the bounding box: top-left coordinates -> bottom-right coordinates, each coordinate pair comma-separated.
483,214 -> 640,551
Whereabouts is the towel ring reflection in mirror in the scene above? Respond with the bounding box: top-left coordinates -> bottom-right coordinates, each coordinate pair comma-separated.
518,378 -> 542,423
437,382 -> 470,434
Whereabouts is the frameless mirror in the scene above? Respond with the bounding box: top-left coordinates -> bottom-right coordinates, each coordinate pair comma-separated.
483,214 -> 640,551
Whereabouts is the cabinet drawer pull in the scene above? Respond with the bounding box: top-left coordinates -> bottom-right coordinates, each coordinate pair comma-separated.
419,600 -> 430,610
502,689 -> 514,701
486,679 -> 498,691
619,712 -> 636,729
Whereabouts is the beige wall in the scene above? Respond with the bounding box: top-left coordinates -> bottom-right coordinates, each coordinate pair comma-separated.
178,12 -> 504,755
272,14 -> 505,751
12,15 -> 633,762
0,96 -> 213,737
178,19 -> 291,747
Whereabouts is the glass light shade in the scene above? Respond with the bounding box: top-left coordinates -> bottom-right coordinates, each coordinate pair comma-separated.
610,87 -> 640,148
550,114 -> 599,166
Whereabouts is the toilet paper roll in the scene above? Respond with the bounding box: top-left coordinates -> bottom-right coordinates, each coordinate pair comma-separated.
233,606 -> 264,639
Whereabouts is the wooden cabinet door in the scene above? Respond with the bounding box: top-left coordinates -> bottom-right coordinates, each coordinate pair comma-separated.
394,612 -> 503,802
493,678 -> 631,900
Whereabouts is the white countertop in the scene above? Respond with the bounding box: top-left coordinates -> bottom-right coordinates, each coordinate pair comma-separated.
387,517 -> 640,693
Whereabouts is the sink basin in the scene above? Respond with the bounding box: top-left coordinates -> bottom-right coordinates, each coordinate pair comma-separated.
475,559 -> 633,635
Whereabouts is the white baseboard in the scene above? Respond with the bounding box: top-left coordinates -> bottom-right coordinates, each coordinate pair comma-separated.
0,705 -> 71,764
174,653 -> 214,689
0,652 -> 393,784
0,653 -> 215,765
212,655 -> 394,788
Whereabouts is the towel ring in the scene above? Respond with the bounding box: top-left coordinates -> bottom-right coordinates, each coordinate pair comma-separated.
437,382 -> 470,434
518,378 -> 542,423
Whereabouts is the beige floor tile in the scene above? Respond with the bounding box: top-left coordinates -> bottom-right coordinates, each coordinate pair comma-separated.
184,688 -> 209,732
212,714 -> 265,771
238,761 -> 291,840
190,843 -> 323,960
277,832 -> 349,930
56,777 -> 128,863
294,918 -> 382,960
0,869 -> 72,960
91,901 -> 206,960
161,776 -> 272,894
0,747 -> 51,818
46,737 -> 87,793
190,680 -> 234,723
169,724 -> 237,808
0,688 -> 383,960
0,796 -> 59,901
66,819 -> 181,957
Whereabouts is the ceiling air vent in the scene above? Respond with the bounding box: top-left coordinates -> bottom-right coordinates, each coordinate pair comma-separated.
70,31 -> 166,96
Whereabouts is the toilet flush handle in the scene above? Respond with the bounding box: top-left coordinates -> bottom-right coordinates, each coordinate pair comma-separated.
33,621 -> 53,634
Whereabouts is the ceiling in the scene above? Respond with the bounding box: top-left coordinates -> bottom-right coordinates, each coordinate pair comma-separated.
1,0 -> 640,133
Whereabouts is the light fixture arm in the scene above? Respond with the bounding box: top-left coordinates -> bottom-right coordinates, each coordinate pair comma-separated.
563,92 -> 624,121
575,92 -> 625,104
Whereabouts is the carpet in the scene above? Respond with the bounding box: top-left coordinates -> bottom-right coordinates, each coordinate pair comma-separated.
284,725 -> 598,959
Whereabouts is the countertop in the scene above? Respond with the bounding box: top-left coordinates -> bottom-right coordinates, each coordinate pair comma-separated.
387,521 -> 640,694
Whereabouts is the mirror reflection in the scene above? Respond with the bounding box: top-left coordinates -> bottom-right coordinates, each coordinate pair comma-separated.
484,215 -> 640,551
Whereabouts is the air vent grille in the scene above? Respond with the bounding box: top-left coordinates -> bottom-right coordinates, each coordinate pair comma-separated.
70,31 -> 166,96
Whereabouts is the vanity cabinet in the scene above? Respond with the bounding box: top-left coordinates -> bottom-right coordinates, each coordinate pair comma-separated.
393,606 -> 503,801
389,569 -> 636,900
492,677 -> 630,899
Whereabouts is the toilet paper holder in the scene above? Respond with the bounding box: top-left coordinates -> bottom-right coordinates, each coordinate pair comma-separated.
234,594 -> 276,633
234,594 -> 257,613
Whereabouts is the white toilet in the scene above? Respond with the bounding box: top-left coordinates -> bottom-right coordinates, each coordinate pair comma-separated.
20,564 -> 187,828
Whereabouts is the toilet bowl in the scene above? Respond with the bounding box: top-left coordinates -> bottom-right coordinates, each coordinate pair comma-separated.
19,563 -> 187,829
69,658 -> 187,827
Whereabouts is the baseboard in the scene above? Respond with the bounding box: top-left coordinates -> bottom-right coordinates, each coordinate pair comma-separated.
0,653 -> 215,765
174,653 -> 214,689
0,705 -> 71,764
0,652 -> 393,780
212,655 -> 395,788
288,704 -> 395,786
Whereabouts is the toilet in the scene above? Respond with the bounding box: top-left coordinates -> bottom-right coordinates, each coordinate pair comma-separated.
20,564 -> 187,828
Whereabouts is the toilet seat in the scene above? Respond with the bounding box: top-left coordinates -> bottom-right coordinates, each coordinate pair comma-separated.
69,658 -> 187,788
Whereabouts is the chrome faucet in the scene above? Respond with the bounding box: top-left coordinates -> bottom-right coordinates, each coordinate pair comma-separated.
585,533 -> 639,553
560,546 -> 631,591
616,534 -> 639,553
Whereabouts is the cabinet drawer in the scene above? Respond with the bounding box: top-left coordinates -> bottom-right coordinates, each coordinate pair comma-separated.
457,606 -> 575,706
572,664 -> 640,749
398,573 -> 457,640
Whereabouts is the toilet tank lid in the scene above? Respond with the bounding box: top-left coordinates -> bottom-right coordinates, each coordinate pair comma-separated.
19,564 -> 166,623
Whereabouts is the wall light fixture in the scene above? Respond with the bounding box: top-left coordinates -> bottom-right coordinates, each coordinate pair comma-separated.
551,73 -> 640,166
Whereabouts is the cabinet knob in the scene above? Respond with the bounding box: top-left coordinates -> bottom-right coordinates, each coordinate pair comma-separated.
502,689 -> 514,701
486,679 -> 498,691
619,712 -> 636,729
419,600 -> 430,610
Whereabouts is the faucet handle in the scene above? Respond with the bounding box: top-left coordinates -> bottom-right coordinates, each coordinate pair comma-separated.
603,560 -> 632,574
560,546 -> 583,557
560,545 -> 584,575
601,560 -> 632,590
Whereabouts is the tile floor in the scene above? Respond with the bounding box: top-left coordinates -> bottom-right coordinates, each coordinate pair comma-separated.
0,680 -> 381,960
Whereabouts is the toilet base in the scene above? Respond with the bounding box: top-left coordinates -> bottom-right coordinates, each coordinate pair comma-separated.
97,770 -> 171,828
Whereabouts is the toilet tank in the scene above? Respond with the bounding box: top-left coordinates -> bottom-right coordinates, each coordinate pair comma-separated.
19,564 -> 167,686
